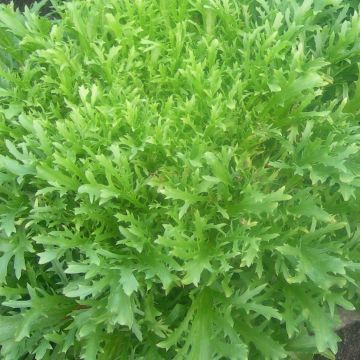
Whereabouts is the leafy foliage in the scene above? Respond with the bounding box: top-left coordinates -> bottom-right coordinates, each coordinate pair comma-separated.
1,0 -> 360,359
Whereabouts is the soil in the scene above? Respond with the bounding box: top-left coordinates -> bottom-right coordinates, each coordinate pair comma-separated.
314,321 -> 360,360
1,0 -> 37,10
0,0 -> 53,15
336,322 -> 360,360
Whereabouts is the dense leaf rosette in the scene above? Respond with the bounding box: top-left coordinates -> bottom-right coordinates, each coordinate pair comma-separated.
1,1 -> 360,359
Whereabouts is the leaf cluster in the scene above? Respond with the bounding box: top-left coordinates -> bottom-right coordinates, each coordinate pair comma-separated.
1,0 -> 360,359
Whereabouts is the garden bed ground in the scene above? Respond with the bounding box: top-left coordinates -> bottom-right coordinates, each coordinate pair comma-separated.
314,322 -> 360,360
0,0 -> 52,14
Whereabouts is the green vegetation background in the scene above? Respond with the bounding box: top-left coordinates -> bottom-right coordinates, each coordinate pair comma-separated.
1,1 -> 360,359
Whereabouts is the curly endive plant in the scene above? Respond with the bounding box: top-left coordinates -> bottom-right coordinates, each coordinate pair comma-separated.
1,0 -> 360,359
